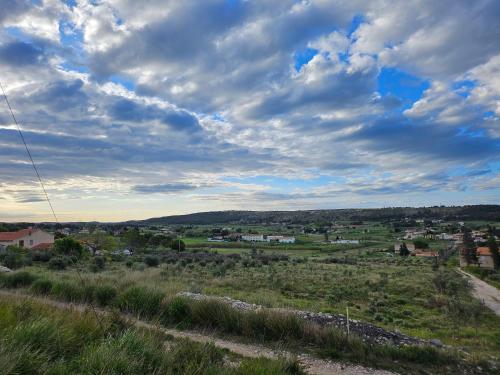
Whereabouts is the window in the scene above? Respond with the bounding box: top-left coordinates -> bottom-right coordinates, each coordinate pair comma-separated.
19,240 -> 24,248
30,240 -> 34,246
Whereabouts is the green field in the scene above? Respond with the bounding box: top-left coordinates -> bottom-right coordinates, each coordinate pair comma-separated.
1,219 -> 499,373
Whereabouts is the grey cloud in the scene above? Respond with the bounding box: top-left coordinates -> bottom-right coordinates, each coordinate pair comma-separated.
132,183 -> 198,194
0,40 -> 46,66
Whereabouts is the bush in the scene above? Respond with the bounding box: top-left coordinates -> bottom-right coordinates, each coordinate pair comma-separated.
48,257 -> 67,270
93,256 -> 106,270
51,281 -> 84,302
190,299 -> 241,333
117,286 -> 164,318
1,271 -> 38,288
53,237 -> 83,258
170,239 -> 186,252
94,285 -> 117,306
31,251 -> 52,262
163,297 -> 191,325
144,255 -> 159,267
31,279 -> 53,295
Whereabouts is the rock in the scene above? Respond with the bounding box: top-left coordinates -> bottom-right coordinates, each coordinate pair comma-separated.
431,339 -> 443,347
177,291 -> 430,347
0,266 -> 12,273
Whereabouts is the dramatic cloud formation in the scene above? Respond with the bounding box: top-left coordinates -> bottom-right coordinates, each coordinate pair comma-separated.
0,0 -> 498,221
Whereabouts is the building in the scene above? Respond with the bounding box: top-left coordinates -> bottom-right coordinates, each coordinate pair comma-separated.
331,239 -> 360,244
266,236 -> 295,243
404,229 -> 426,240
0,228 -> 54,250
394,243 -> 416,253
476,247 -> 494,270
437,233 -> 454,241
279,237 -> 296,244
413,251 -> 438,258
241,234 -> 265,242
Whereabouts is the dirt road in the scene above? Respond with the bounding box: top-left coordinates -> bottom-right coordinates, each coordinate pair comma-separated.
458,268 -> 500,316
0,290 -> 395,375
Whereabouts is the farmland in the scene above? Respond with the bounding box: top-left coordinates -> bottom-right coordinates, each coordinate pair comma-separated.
1,215 -> 500,374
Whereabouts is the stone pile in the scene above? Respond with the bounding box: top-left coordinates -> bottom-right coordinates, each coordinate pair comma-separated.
177,292 -> 435,347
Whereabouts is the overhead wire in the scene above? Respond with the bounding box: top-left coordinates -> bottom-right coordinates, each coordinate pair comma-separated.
0,79 -> 105,331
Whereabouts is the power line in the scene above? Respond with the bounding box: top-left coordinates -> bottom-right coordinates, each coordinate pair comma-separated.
0,81 -> 58,223
0,80 -> 104,330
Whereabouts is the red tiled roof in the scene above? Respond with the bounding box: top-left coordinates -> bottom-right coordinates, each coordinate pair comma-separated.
31,243 -> 53,251
413,251 -> 438,257
477,247 -> 492,256
0,229 -> 38,241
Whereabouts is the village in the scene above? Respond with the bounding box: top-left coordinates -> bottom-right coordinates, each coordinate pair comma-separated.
0,209 -> 499,375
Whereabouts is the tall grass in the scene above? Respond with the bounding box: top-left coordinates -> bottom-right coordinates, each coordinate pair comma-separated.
0,270 -> 493,374
0,296 -> 304,375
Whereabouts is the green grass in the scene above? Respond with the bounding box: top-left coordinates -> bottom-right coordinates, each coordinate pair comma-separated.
0,295 -> 305,375
0,271 -> 494,374
14,248 -> 500,360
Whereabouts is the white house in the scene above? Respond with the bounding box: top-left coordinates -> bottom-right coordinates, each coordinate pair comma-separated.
266,235 -> 295,243
0,228 -> 54,250
477,247 -> 495,270
437,233 -> 454,241
241,234 -> 265,242
279,237 -> 296,244
331,239 -> 360,244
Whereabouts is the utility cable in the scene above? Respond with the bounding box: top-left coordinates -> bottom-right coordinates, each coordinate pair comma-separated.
0,80 -> 105,331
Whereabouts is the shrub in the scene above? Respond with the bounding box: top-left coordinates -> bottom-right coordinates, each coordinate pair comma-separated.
163,297 -> 191,325
125,259 -> 133,268
31,251 -> 52,262
94,285 -> 117,306
48,257 -> 67,270
1,271 -> 38,288
132,262 -> 145,271
31,279 -> 53,295
51,281 -> 84,302
117,286 -> 164,318
190,299 -> 241,333
144,255 -> 159,267
53,237 -> 83,258
93,256 -> 106,270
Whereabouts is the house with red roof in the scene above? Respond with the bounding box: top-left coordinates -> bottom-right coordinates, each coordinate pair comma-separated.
476,247 -> 494,270
0,228 -> 54,250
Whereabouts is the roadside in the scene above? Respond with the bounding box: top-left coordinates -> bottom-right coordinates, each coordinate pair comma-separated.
457,268 -> 500,316
0,290 -> 395,375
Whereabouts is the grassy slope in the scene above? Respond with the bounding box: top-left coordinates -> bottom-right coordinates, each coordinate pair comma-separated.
0,294 -> 303,375
0,271 -> 492,374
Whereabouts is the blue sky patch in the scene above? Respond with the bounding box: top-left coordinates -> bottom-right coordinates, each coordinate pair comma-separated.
109,74 -> 136,91
377,68 -> 430,109
294,48 -> 318,72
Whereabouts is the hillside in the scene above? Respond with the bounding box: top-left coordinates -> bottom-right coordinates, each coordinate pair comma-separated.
132,205 -> 500,225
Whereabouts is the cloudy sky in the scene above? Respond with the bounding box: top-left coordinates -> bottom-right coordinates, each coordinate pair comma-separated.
0,0 -> 499,222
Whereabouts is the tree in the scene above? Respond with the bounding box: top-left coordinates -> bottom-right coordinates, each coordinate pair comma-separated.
170,239 -> 185,252
413,239 -> 429,249
123,228 -> 146,251
53,237 -> 83,258
487,236 -> 499,270
462,228 -> 477,265
399,243 -> 410,257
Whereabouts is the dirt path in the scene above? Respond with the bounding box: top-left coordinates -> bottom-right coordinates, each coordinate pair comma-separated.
458,269 -> 500,316
0,290 -> 395,375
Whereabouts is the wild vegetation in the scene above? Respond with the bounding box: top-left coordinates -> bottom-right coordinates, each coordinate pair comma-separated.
0,270 -> 494,374
1,216 -> 499,374
0,295 -> 304,375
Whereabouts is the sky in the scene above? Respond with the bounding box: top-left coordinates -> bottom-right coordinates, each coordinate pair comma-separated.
0,0 -> 499,222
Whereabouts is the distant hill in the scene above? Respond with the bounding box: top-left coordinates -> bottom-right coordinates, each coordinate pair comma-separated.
130,205 -> 500,225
